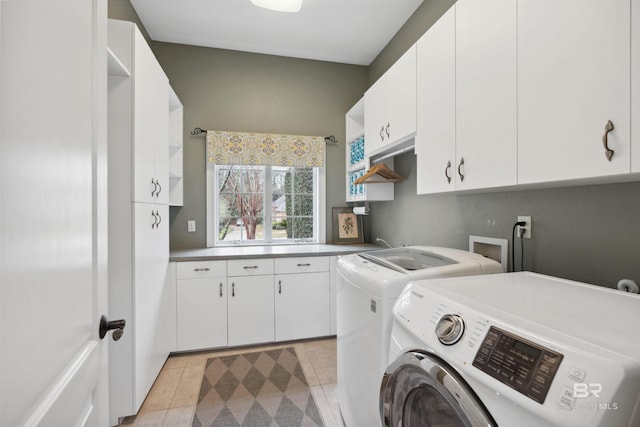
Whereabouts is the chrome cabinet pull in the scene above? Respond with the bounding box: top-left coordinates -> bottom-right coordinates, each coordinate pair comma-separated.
385,123 -> 390,138
156,179 -> 162,196
603,120 -> 615,161
457,157 -> 465,182
219,282 -> 223,297
193,268 -> 210,272
155,210 -> 161,227
243,265 -> 259,269
296,263 -> 311,267
379,125 -> 385,141
445,161 -> 452,184
278,279 -> 282,294
151,210 -> 158,229
232,282 -> 235,297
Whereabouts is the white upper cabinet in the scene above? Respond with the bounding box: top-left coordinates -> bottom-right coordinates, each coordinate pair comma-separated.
416,1 -> 516,194
455,0 -> 517,191
365,45 -> 417,158
133,28 -> 170,204
416,5 -> 456,194
364,78 -> 387,156
518,0 -> 631,184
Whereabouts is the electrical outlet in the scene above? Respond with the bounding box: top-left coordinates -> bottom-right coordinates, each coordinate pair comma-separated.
517,216 -> 532,239
187,220 -> 196,233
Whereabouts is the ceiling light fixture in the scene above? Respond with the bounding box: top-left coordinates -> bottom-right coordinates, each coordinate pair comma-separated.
251,0 -> 302,13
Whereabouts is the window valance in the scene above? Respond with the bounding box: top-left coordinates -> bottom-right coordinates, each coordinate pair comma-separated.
206,130 -> 325,167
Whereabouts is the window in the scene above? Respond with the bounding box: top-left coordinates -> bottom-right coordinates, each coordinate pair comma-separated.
207,164 -> 325,246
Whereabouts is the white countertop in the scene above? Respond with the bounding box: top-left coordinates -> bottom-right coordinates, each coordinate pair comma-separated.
169,243 -> 378,262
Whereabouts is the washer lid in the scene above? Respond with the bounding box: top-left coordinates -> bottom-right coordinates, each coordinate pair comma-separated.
358,247 -> 457,273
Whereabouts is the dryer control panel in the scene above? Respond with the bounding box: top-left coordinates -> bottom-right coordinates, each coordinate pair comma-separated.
473,326 -> 563,404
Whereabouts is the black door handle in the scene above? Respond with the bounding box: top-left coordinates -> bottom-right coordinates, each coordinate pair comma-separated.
99,315 -> 126,341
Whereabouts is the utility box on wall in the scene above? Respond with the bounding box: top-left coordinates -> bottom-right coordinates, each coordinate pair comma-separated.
469,235 -> 508,272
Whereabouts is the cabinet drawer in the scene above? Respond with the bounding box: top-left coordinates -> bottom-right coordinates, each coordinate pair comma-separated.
274,256 -> 330,274
177,260 -> 226,279
228,258 -> 274,276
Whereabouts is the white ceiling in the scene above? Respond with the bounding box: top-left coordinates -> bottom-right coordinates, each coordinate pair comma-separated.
129,0 -> 424,66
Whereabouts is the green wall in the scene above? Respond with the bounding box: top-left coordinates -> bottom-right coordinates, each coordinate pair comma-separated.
152,43 -> 368,248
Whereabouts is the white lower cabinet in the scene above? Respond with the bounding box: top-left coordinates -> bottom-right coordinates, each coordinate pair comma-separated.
228,275 -> 275,346
174,255 -> 335,351
274,257 -> 331,341
176,261 -> 227,351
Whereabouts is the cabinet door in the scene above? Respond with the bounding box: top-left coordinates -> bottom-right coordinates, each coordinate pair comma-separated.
133,29 -> 169,204
364,77 -> 387,157
227,275 -> 275,346
385,44 -> 417,146
177,278 -> 227,351
416,5 -> 456,194
133,203 -> 169,410
275,272 -> 330,341
456,0 -> 516,190
518,0 -> 630,184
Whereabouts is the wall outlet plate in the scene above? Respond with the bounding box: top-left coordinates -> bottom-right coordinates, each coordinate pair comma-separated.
517,216 -> 532,239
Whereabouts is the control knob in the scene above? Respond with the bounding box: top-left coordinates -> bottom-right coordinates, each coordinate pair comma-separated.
435,314 -> 465,345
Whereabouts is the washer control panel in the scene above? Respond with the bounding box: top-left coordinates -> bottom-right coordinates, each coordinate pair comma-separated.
473,326 -> 563,404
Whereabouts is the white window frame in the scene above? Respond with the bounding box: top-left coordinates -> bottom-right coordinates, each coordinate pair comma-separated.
206,164 -> 326,247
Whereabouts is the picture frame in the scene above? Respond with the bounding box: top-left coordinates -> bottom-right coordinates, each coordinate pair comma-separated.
332,207 -> 364,244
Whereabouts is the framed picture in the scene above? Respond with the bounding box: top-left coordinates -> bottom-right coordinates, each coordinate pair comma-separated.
332,207 -> 364,244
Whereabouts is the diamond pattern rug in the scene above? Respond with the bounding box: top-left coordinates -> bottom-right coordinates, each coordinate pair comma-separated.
192,347 -> 325,427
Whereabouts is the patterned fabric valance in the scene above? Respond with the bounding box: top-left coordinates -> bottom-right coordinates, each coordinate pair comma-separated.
207,130 -> 325,167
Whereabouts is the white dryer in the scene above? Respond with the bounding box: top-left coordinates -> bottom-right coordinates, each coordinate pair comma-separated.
337,246 -> 502,427
382,272 -> 640,427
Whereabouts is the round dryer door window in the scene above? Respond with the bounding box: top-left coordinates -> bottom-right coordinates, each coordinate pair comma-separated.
380,351 -> 497,427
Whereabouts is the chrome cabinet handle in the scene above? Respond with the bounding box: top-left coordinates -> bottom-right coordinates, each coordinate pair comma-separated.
156,179 -> 162,196
385,123 -> 390,138
379,125 -> 385,141
297,263 -> 311,267
278,279 -> 282,294
445,161 -> 452,184
151,210 -> 158,229
219,282 -> 223,297
232,282 -> 235,297
155,210 -> 161,227
457,157 -> 465,182
603,120 -> 615,161
151,178 -> 157,197
243,265 -> 259,269
193,268 -> 210,272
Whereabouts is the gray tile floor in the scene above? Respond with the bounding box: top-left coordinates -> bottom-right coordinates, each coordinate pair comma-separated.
119,338 -> 344,427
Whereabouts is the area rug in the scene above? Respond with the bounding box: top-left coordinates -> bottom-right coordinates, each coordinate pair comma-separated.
192,347 -> 325,427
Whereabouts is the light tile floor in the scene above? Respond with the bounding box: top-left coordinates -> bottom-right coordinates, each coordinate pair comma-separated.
119,338 -> 345,427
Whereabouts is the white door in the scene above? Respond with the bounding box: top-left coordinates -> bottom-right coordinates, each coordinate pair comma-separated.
1,0 -> 109,426
364,77 -> 387,157
274,272 -> 330,341
518,0 -> 631,184
455,0 -> 517,191
385,45 -> 417,145
228,275 -> 275,346
415,5 -> 456,194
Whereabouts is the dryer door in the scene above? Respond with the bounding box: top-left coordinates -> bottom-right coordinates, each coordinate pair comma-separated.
380,351 -> 497,427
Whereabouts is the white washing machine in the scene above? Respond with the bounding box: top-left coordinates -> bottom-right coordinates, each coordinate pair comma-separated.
337,246 -> 502,427
382,272 -> 640,427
